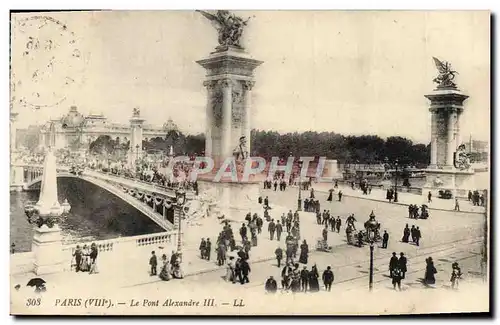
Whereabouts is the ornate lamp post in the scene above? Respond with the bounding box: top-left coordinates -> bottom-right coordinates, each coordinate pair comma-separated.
366,210 -> 379,291
297,160 -> 303,211
175,188 -> 187,259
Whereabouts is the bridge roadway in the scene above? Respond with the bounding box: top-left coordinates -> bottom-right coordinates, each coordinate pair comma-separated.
17,163 -> 186,231
17,163 -> 184,198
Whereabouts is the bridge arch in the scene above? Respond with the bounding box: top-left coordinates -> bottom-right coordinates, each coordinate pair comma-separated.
25,172 -> 175,231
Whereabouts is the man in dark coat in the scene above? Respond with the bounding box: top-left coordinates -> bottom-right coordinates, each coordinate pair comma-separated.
322,266 -> 334,291
392,265 -> 403,291
330,216 -> 335,232
240,223 -> 248,242
335,216 -> 341,233
239,259 -> 251,284
205,239 -> 212,261
234,258 -> 242,283
414,227 -> 421,246
217,243 -> 226,266
268,219 -> 276,240
73,245 -> 82,272
281,263 -> 293,290
410,225 -> 416,243
170,251 -> 177,265
389,252 -> 398,277
316,211 -> 322,224
382,230 -> 389,249
322,226 -> 328,242
398,252 -> 407,279
276,221 -> 283,241
265,276 -> 278,293
264,196 -> 269,207
149,251 -> 157,276
304,198 -> 309,211
338,190 -> 343,202
199,238 -> 207,259
275,246 -> 283,268
300,266 -> 309,292
256,216 -> 263,234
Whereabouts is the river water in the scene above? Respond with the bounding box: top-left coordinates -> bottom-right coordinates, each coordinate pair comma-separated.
10,177 -> 164,253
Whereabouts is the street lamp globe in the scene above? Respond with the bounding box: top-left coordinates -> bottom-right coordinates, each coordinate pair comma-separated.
366,210 -> 379,241
176,188 -> 186,206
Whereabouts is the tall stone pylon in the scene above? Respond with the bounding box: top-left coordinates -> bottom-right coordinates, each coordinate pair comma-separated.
10,111 -> 24,191
34,147 -> 63,217
196,11 -> 263,216
422,57 -> 474,198
31,146 -> 66,275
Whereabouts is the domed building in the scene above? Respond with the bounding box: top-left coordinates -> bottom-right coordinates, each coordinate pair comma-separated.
37,106 -> 175,153
61,106 -> 85,129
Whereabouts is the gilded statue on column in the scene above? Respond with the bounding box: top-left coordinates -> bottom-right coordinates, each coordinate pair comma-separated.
432,57 -> 458,89
197,10 -> 251,48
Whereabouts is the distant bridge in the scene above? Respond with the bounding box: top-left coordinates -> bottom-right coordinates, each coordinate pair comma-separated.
12,163 -> 200,231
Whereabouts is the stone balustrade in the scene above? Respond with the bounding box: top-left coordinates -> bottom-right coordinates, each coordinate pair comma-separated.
11,231 -> 181,275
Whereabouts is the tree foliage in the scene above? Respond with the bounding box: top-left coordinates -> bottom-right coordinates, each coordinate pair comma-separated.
89,135 -> 129,157
142,129 -> 430,166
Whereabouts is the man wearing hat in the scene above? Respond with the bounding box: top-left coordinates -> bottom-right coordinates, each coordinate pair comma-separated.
265,276 -> 278,293
398,252 -> 407,279
389,252 -> 398,278
300,266 -> 309,292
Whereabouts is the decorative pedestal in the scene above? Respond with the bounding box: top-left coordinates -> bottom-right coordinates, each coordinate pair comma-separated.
32,225 -> 65,275
10,165 -> 24,192
324,159 -> 342,180
198,179 -> 261,220
422,168 -> 475,199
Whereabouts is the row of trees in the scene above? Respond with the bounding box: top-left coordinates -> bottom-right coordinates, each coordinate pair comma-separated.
250,130 -> 430,167
139,130 -> 430,167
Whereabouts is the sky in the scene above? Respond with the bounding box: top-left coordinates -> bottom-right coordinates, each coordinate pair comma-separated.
10,10 -> 490,144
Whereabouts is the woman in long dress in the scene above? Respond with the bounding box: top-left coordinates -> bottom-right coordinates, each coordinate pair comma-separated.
226,257 -> 235,283
80,245 -> 90,272
327,189 -> 333,202
299,240 -> 309,264
402,224 -> 410,243
159,254 -> 171,281
424,257 -> 437,286
308,265 -> 320,292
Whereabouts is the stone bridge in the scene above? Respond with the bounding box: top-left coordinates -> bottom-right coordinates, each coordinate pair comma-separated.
12,163 -> 204,231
